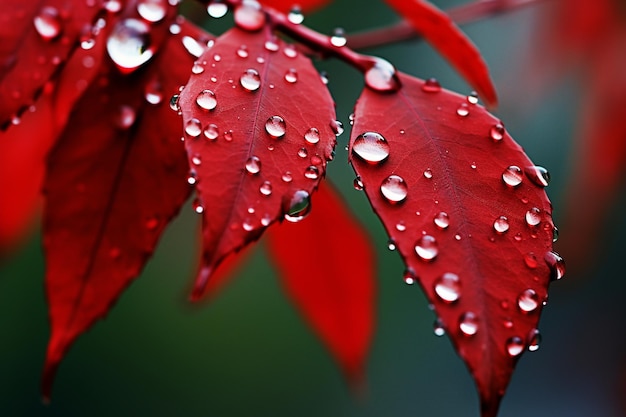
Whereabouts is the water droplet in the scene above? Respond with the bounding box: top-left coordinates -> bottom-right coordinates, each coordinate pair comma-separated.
287,6 -> 304,24
284,190 -> 311,222
320,71 -> 329,85
116,105 -> 136,129
107,18 -> 154,73
191,62 -> 205,74
545,251 -> 565,280
79,26 -> 96,50
137,0 -> 167,22
415,235 -> 438,261
34,7 -> 62,41
552,226 -> 559,242
304,166 -> 319,179
517,289 -> 539,313
297,147 -> 308,158
433,319 -> 446,336
353,176 -> 364,190
283,44 -> 298,58
185,118 -> 202,137
490,123 -> 505,141
387,239 -> 396,251
456,103 -> 470,117
524,252 -> 538,269
467,91 -> 479,104
434,272 -> 460,303
282,172 -> 293,183
284,68 -> 298,83
502,165 -> 523,187
396,221 -> 406,232
265,116 -> 286,138
169,23 -> 181,34
403,268 -> 416,285
423,168 -> 433,179
364,58 -> 400,92
422,78 -> 441,93
380,175 -> 408,203
525,207 -> 541,227
261,213 -> 272,226
240,68 -> 261,91
527,329 -> 541,352
169,94 -> 180,111
352,132 -> 390,164
434,212 -> 450,229
259,180 -> 272,196
242,218 -> 254,231
459,312 -> 478,336
203,123 -> 219,140
264,39 -> 279,52
195,89 -> 217,111
193,199 -> 204,213
144,79 -> 162,104
234,0 -> 265,31
187,171 -> 197,185
493,216 -> 510,233
330,120 -> 343,136
207,1 -> 228,18
236,45 -> 249,58
303,127 -> 320,144
104,0 -> 123,13
506,336 -> 524,357
245,155 -> 261,174
330,27 -> 346,47
191,154 -> 202,166
524,165 -> 551,187
182,36 -> 205,58
223,130 -> 234,141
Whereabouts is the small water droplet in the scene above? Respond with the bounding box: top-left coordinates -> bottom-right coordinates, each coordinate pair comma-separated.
517,288 -> 539,313
115,105 -> 136,129
137,0 -> 167,22
422,78 -> 441,93
524,252 -> 538,269
304,166 -> 319,179
193,199 -> 204,213
330,120 -> 343,136
207,1 -> 228,18
236,44 -> 249,58
284,68 -> 298,83
297,147 -> 308,158
107,18 -> 155,73
525,207 -> 541,227
182,36 -> 205,58
259,180 -> 272,196
454,234 -> 462,241
527,329 -> 541,352
434,272 -> 460,303
169,94 -> 180,111
387,238 -> 396,251
364,57 -> 400,92
459,312 -> 478,336
195,89 -> 217,111
79,26 -> 96,50
242,218 -> 254,231
524,165 -> 551,187
169,23 -> 181,34
396,221 -> 406,232
456,103 -> 470,117
282,172 -> 293,183
187,171 -> 197,185
265,116 -> 286,138
223,130 -> 234,141
502,165 -> 523,187
185,118 -> 202,137
264,39 -> 279,52
104,0 -> 123,13
433,319 -> 446,336
353,176 -> 364,190
403,268 -> 416,285
234,0 -> 265,31
490,123 -> 505,141
284,190 -> 311,222
466,91 -> 479,104
506,336 -> 524,357
261,213 -> 272,226
239,68 -> 261,91
191,154 -> 202,166
433,212 -> 450,229
545,251 -> 565,280
352,132 -> 390,164
34,7 -> 62,41
203,123 -> 219,140
144,79 -> 162,104
380,175 -> 408,203
283,44 -> 298,58
245,155 -> 261,174
287,6 -> 304,24
423,168 -> 433,179
302,127 -> 320,144
191,62 -> 205,74
330,27 -> 346,47
415,235 -> 438,261
493,216 -> 510,233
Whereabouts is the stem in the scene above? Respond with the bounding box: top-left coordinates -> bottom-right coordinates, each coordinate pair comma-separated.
346,0 -> 547,50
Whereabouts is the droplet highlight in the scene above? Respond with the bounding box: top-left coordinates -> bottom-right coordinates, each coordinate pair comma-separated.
380,175 -> 408,203
415,235 -> 438,261
352,132 -> 390,164
434,272 -> 460,303
502,165 -> 523,187
195,89 -> 217,111
265,116 -> 286,138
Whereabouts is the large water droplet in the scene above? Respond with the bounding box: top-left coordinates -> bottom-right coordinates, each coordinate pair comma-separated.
380,175 -> 407,203
352,132 -> 390,164
185,118 -> 202,137
287,6 -> 304,24
304,127 -> 320,144
434,212 -> 450,229
34,7 -> 62,41
240,68 -> 261,91
137,0 -> 167,22
107,18 -> 154,73
265,116 -> 286,138
502,165 -> 523,187
422,78 -> 441,93
525,207 -> 541,227
195,89 -> 217,111
204,123 -> 219,140
284,190 -> 311,222
545,251 -> 565,280
527,329 -> 541,352
330,28 -> 346,47
234,0 -> 265,31
245,155 -> 261,174
525,165 -> 551,187
493,216 -> 510,233
490,123 -> 505,141
415,235 -> 438,261
517,289 -> 539,313
207,1 -> 228,18
459,312 -> 478,336
364,58 -> 400,92
506,336 -> 524,357
284,68 -> 298,83
434,272 -> 460,303
182,36 -> 205,58
456,103 -> 470,117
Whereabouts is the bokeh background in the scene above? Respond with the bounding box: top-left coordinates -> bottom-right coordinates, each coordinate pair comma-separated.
2,0 -> 625,416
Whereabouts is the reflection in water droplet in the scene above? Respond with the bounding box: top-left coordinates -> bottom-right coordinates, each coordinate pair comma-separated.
234,0 -> 265,31
204,123 -> 219,140
415,235 -> 438,261
525,207 -> 541,227
107,18 -> 154,73
490,123 -> 505,141
506,336 -> 524,357
493,216 -> 510,233
518,289 -> 539,313
137,0 -> 167,22
434,212 -> 450,229
459,312 -> 478,336
169,94 -> 180,112
284,68 -> 298,83
502,165 -> 523,187
352,132 -> 390,164
434,272 -> 460,303
330,27 -> 346,47
527,329 -> 541,352
195,89 -> 217,110
380,175 -> 408,203
364,58 -> 400,92
259,180 -> 272,196
284,190 -> 311,222
34,7 -> 62,41
353,176 -> 363,190
524,165 -> 551,187
265,116 -> 286,137
185,118 -> 202,137
245,155 -> 261,174
422,78 -> 441,93
304,166 -> 319,179
207,1 -> 228,18
304,127 -> 320,144
545,251 -> 565,280
240,68 -> 261,91
282,172 -> 293,183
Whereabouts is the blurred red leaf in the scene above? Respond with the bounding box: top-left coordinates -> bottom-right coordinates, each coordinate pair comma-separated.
267,181 -> 376,381
178,27 -> 337,298
384,0 -> 497,106
349,72 -> 556,416
41,13 -> 209,397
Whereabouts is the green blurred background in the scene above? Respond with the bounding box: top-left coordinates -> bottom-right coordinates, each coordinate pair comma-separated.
2,0 -> 625,416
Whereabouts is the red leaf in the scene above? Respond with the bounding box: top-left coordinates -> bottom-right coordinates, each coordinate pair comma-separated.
267,181 -> 376,381
178,27 -> 337,298
349,73 -> 557,417
41,15 -> 209,397
261,0 -> 330,13
0,0 -> 103,128
384,0 -> 497,106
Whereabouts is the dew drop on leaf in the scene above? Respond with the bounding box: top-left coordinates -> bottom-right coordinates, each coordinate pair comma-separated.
433,319 -> 446,336
422,78 -> 441,93
192,199 -> 204,213
524,165 -> 551,187
517,289 -> 539,313
184,118 -> 202,137
396,221 -> 406,232
107,18 -> 155,73
528,329 -> 541,352
490,123 -> 505,141
380,175 -> 407,203
506,336 -> 524,357
433,212 -> 450,229
259,180 -> 272,196
236,45 -> 249,58
264,39 -> 279,52
502,165 -> 523,187
169,94 -> 180,112
34,6 -> 62,41
137,0 -> 167,23
265,116 -> 286,138
281,172 -> 293,183
459,312 -> 478,336
423,168 -> 433,179
456,103 -> 470,117
403,268 -> 416,285
466,91 -> 479,104
234,0 -> 265,31
284,190 -> 311,223
240,68 -> 261,91
191,63 -> 205,74
415,235 -> 438,261
364,58 -> 400,92
493,216 -> 510,233
144,80 -> 163,104
182,36 -> 205,58
545,251 -> 566,280
283,44 -> 298,58
304,166 -> 319,179
191,154 -> 202,166
116,105 -> 136,129
207,1 -> 228,18
525,207 -> 542,227
104,0 -> 123,13
284,68 -> 298,83
330,120 -> 344,136
297,147 -> 308,158
195,89 -> 217,111
203,123 -> 219,140
223,130 -> 234,141
524,252 -> 538,269
353,176 -> 364,190
352,132 -> 390,164
288,6 -> 304,24
434,272 -> 461,303
330,28 -> 346,47
304,127 -> 320,144
245,155 -> 261,174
